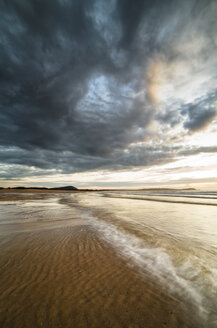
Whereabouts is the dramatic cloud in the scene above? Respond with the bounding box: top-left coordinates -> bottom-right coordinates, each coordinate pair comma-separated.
182,94 -> 217,132
0,0 -> 217,185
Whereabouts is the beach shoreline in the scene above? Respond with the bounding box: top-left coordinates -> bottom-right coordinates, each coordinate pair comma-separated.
0,192 -> 206,327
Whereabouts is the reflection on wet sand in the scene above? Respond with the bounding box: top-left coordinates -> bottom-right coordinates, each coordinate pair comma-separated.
0,227 -> 196,328
0,191 -> 216,327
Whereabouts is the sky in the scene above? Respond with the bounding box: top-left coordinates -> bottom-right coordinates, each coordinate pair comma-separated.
0,0 -> 217,189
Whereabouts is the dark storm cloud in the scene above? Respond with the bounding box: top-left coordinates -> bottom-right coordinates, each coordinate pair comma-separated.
0,0 -> 151,154
117,0 -> 161,47
0,146 -> 109,174
179,146 -> 217,156
155,110 -> 182,127
0,143 -> 176,178
0,0 -> 217,179
157,93 -> 217,130
184,107 -> 216,132
181,93 -> 217,132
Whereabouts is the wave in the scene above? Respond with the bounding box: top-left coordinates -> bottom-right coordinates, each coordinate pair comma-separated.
102,193 -> 217,206
81,211 -> 212,325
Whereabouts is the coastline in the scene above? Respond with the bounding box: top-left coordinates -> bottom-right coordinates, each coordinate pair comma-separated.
0,192 -> 205,327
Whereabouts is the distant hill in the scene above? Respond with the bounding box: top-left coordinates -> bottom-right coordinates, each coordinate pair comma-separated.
0,186 -> 78,191
50,186 -> 78,191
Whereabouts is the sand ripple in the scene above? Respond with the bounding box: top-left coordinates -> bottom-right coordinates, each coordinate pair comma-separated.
0,224 -> 200,328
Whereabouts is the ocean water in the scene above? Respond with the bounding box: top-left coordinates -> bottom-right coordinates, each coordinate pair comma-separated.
72,190 -> 217,326
0,190 -> 217,327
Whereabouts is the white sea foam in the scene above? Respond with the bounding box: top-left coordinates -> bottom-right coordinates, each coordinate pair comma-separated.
63,192 -> 217,326
83,212 -> 215,324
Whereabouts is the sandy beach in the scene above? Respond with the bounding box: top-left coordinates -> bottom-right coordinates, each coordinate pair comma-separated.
1,0 -> 217,326
0,190 -> 214,327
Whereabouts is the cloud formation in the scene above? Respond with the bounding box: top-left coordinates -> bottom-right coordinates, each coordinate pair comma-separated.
0,0 -> 217,181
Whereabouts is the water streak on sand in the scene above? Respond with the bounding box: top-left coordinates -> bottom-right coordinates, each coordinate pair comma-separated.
85,213 -> 204,305
70,191 -> 217,327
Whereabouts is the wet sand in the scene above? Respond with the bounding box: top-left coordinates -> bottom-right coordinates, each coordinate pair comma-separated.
0,189 -> 82,202
0,192 -> 203,327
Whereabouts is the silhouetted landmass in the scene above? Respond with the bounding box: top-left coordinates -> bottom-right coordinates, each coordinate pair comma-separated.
0,186 -> 77,191
140,188 -> 196,191
0,186 -> 196,192
50,186 -> 78,191
13,187 -> 49,190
